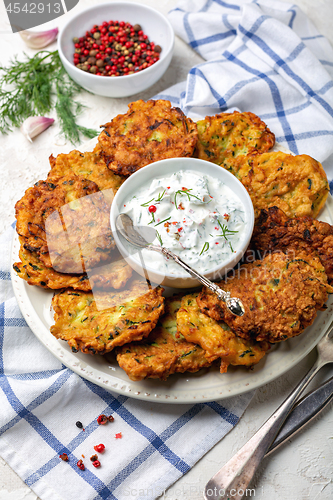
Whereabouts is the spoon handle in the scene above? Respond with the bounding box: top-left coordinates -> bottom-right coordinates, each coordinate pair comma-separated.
115,214 -> 243,314
204,357 -> 326,500
150,245 -> 231,303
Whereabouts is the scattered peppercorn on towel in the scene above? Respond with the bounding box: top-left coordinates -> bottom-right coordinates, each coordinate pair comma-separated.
0,223 -> 253,500
162,0 -> 333,184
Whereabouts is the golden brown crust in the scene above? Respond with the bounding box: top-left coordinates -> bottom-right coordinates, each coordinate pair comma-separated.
253,207 -> 333,284
13,237 -> 132,291
197,250 -> 332,343
15,174 -> 115,274
13,237 -> 91,290
196,111 -> 275,167
16,174 -> 97,245
116,296 -> 211,381
177,293 -> 268,373
87,259 -> 133,290
98,99 -> 198,176
50,281 -> 165,354
48,147 -> 126,193
235,151 -> 329,218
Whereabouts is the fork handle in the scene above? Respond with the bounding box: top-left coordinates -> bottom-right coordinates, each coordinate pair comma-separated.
204,357 -> 325,500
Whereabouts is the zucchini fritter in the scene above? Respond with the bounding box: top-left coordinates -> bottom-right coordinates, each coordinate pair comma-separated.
13,237 -> 91,290
177,294 -> 269,373
98,99 -> 198,176
48,146 -> 126,192
116,296 -> 211,381
197,250 -> 333,343
253,207 -> 333,284
235,151 -> 329,218
51,280 -> 165,354
15,174 -> 115,274
87,259 -> 133,290
196,111 -> 274,168
13,237 -> 132,291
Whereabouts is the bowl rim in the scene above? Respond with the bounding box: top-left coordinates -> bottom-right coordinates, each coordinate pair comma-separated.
110,157 -> 255,282
58,1 -> 175,81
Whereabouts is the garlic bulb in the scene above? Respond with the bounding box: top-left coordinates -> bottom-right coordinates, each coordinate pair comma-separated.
19,28 -> 58,49
20,116 -> 54,142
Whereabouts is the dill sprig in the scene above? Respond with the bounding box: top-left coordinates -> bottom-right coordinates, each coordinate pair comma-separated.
174,188 -> 201,208
140,189 -> 166,207
155,189 -> 166,202
199,241 -> 209,256
0,50 -> 98,144
154,216 -> 171,227
140,198 -> 155,207
217,218 -> 239,240
54,65 -> 98,144
148,211 -> 156,224
156,230 -> 163,246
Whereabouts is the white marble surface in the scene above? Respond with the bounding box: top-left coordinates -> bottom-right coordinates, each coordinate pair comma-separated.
0,1 -> 333,499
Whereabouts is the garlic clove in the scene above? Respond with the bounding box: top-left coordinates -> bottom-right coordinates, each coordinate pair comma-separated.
19,28 -> 58,49
20,116 -> 54,142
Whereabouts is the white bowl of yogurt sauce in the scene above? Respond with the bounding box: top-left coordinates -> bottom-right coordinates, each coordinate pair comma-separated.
110,158 -> 254,288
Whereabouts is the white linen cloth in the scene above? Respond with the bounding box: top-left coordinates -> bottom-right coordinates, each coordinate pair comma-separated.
1,1 -> 333,499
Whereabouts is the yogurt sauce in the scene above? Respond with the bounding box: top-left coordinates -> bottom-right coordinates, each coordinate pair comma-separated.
121,170 -> 247,276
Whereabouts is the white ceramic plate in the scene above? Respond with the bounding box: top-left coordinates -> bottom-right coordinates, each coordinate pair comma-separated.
11,141 -> 333,404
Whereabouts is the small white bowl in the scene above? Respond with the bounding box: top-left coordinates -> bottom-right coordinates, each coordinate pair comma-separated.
110,158 -> 255,288
58,2 -> 174,98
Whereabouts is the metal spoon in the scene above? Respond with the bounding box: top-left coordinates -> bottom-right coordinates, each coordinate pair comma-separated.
116,213 -> 245,317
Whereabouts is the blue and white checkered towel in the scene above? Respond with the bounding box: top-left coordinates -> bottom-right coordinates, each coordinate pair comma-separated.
1,1 -> 333,499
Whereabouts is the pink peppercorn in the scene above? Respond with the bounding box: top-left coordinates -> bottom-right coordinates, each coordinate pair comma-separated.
94,444 -> 105,453
72,20 -> 161,76
77,460 -> 85,470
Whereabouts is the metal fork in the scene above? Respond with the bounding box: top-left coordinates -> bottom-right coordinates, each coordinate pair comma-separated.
204,321 -> 333,500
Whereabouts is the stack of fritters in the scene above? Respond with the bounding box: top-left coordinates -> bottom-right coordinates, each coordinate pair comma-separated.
14,147 -> 132,291
17,174 -> 115,274
15,174 -> 106,270
14,240 -> 132,291
12,99 -> 333,382
14,237 -> 94,291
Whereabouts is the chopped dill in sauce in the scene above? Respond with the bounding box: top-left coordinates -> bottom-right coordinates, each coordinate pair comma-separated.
122,170 -> 247,275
